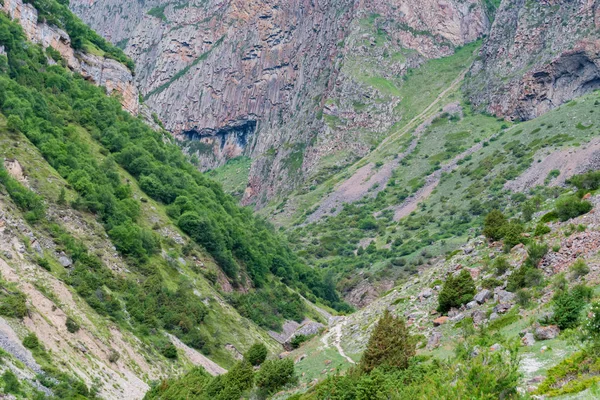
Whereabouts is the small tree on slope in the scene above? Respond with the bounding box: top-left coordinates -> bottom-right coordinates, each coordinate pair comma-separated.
359,309 -> 415,373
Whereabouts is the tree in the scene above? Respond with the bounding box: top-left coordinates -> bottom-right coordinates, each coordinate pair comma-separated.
359,309 -> 415,373
244,342 -> 268,366
553,285 -> 592,330
255,358 -> 297,393
483,210 -> 507,241
437,269 -> 476,314
555,196 -> 593,221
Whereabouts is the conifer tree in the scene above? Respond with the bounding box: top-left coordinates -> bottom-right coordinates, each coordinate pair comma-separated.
359,309 -> 415,373
437,269 -> 476,313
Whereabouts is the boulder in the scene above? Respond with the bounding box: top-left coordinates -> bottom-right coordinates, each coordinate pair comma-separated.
448,308 -> 460,318
450,313 -> 464,323
490,343 -> 502,351
489,312 -> 500,321
427,330 -> 442,349
534,325 -> 560,340
433,316 -> 449,327
471,310 -> 487,325
494,290 -> 516,303
466,301 -> 478,310
419,288 -> 433,299
521,333 -> 535,346
493,303 -> 512,314
58,255 -> 72,268
474,289 -> 492,304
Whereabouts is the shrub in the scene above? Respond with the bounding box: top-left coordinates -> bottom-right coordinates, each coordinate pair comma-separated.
570,259 -> 590,279
360,310 -> 415,373
516,289 -> 532,308
244,342 -> 268,366
483,210 -> 507,241
534,223 -> 551,236
523,242 -> 548,268
437,270 -> 476,313
1,370 -> 20,395
290,334 -> 312,349
507,265 -> 544,291
502,220 -> 524,250
553,285 -> 592,330
493,257 -> 510,276
162,343 -> 178,359
108,350 -> 120,363
22,333 -> 40,349
255,358 -> 297,393
66,316 -> 80,333
555,196 -> 593,221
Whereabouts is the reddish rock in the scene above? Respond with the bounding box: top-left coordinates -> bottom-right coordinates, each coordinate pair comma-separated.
433,316 -> 449,327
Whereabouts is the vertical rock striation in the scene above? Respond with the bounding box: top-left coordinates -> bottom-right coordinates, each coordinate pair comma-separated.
69,0 -> 488,205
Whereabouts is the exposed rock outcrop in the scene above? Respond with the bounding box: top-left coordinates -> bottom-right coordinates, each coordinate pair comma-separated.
69,0 -> 488,204
2,0 -> 139,114
465,0 -> 600,121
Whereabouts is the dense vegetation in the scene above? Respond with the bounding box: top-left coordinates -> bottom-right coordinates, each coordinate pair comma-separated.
23,0 -> 134,70
0,11 -> 347,336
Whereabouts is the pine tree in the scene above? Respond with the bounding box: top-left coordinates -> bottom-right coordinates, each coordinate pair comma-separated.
483,209 -> 507,241
359,309 -> 415,373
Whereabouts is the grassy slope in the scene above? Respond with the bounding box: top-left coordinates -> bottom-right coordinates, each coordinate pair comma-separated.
0,116 -> 280,369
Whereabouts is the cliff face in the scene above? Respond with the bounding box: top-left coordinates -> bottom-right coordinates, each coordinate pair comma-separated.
465,0 -> 600,121
2,0 -> 139,114
69,0 -> 488,205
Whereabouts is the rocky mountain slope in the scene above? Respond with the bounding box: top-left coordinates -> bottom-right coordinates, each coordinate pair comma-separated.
465,0 -> 600,121
69,0 -> 489,205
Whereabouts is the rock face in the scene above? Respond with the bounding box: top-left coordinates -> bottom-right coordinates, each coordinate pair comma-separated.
2,0 -> 138,114
69,0 -> 488,205
465,0 -> 600,121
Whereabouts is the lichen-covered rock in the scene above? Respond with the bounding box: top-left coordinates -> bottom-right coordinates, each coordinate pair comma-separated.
474,289 -> 492,304
535,325 -> 560,340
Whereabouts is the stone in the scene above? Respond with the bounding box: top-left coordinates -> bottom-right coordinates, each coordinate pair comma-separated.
493,303 -> 512,314
32,241 -> 43,257
433,316 -> 449,327
447,308 -> 460,318
427,330 -> 442,350
419,288 -> 433,299
450,313 -> 464,323
494,290 -> 516,304
474,289 -> 492,304
490,343 -> 502,351
534,325 -> 560,340
521,333 -> 535,346
471,310 -> 486,325
489,312 -> 500,321
466,301 -> 478,310
58,255 -> 73,268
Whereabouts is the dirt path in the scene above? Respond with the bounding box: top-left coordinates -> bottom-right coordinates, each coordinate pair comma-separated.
320,317 -> 355,364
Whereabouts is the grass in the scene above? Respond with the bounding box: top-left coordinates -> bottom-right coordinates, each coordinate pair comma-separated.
207,156 -> 251,198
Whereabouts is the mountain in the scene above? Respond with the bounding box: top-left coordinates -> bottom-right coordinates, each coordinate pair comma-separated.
69,0 -> 489,206
3,0 -> 600,398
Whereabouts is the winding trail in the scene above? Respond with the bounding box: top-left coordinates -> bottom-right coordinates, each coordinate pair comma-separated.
321,317 -> 355,364
305,69 -> 469,224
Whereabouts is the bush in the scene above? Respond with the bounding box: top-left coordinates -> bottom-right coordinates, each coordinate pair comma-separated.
507,265 -> 544,291
534,223 -> 551,236
437,270 -> 476,314
502,220 -> 524,250
555,196 -> 593,221
570,259 -> 590,279
553,285 -> 592,330
523,242 -> 548,268
360,309 -> 415,373
483,210 -> 507,241
162,343 -> 178,359
22,333 -> 40,349
493,257 -> 510,276
108,350 -> 120,363
290,334 -> 311,349
516,289 -> 532,308
255,358 -> 297,393
65,316 -> 80,333
1,370 -> 20,395
244,343 -> 268,366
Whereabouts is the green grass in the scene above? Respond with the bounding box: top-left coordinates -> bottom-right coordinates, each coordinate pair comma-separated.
207,156 -> 251,197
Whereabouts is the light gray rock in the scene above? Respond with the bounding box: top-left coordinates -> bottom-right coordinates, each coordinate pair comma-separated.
474,289 -> 492,304
535,325 -> 560,340
466,301 -> 478,310
522,333 -> 535,346
471,310 -> 486,325
58,255 -> 72,268
419,288 -> 433,299
427,330 -> 442,350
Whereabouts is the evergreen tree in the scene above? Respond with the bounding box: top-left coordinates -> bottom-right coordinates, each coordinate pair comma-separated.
483,209 -> 507,241
437,269 -> 476,313
244,342 -> 268,366
359,309 -> 415,373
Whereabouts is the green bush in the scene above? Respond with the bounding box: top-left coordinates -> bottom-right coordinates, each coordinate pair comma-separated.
1,370 -> 20,395
555,196 -> 593,221
493,256 -> 510,276
437,269 -> 476,313
162,343 -> 178,359
553,285 -> 592,330
255,358 -> 297,394
65,316 -> 80,333
0,279 -> 27,319
534,223 -> 551,236
244,343 -> 268,366
570,259 -> 590,279
483,210 -> 506,241
22,333 -> 40,349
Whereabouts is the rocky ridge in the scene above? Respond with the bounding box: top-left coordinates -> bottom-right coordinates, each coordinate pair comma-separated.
69,0 -> 488,205
2,0 -> 139,114
465,0 -> 600,120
